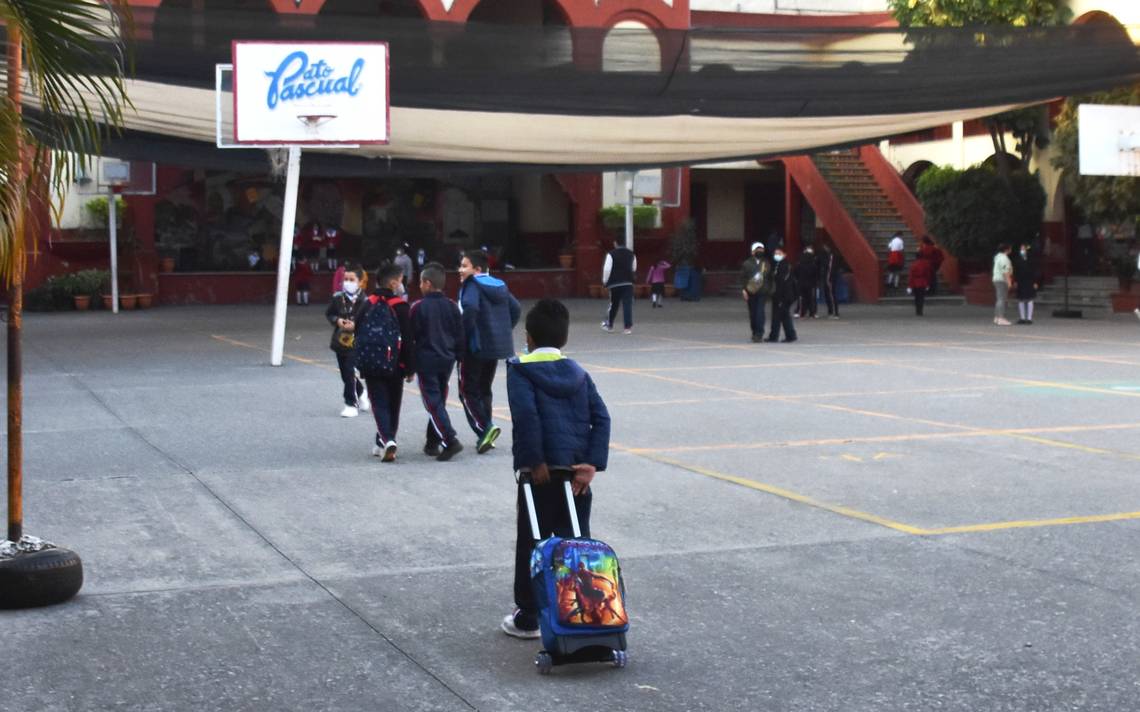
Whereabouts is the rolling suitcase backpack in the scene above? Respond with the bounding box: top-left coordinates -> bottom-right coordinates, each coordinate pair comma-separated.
522,473 -> 629,674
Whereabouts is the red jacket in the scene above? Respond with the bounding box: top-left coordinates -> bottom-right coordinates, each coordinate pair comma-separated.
908,258 -> 933,290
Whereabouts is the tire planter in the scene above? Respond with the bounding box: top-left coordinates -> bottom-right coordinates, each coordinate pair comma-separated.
0,547 -> 84,609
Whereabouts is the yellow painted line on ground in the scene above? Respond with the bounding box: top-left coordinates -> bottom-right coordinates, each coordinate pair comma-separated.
621,448 -> 929,535
589,357 -> 879,374
891,360 -> 1140,400
959,329 -> 1135,348
1004,434 -> 1140,461
924,511 -> 1140,535
627,422 -> 1140,454
211,334 -> 334,370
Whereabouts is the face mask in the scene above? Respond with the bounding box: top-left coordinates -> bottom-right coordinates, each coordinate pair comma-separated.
773,254 -> 785,263
1020,250 -> 1028,257
394,282 -> 406,296
342,281 -> 359,295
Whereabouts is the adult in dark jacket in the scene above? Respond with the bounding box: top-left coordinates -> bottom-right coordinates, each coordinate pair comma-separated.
766,247 -> 798,342
602,239 -> 638,333
739,241 -> 772,343
907,251 -> 933,316
817,242 -> 840,319
794,246 -> 819,318
458,249 -> 521,453
1012,242 -> 1041,324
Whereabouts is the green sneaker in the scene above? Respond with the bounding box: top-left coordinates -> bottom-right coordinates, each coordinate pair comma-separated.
477,425 -> 501,454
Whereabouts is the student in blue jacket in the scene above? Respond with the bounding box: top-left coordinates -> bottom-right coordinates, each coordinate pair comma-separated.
500,299 -> 611,639
457,250 -> 521,454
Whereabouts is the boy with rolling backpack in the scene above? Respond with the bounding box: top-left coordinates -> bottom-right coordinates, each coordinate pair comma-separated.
504,299 -> 628,673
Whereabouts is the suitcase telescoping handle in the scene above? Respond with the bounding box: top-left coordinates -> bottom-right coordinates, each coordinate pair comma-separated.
520,470 -> 582,542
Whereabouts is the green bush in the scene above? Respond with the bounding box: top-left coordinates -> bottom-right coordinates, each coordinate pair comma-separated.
599,204 -> 658,231
916,165 -> 1045,260
23,270 -> 109,311
84,196 -> 126,226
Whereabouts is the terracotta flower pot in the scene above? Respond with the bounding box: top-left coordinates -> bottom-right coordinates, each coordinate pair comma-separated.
102,294 -> 114,310
120,294 -> 138,310
558,253 -> 574,269
634,284 -> 650,299
73,295 -> 91,311
664,285 -> 677,298
136,293 -> 153,309
158,257 -> 176,273
588,284 -> 603,298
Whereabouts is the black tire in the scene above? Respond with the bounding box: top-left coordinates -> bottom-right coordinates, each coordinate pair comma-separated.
0,547 -> 84,609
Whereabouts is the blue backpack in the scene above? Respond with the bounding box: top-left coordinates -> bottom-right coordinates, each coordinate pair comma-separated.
353,296 -> 403,379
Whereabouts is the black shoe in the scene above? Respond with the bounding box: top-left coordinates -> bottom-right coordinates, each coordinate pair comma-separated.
1016,319 -> 1027,325
782,337 -> 798,343
1026,319 -> 1033,325
750,334 -> 762,343
424,442 -> 442,457
764,337 -> 779,342
437,440 -> 464,462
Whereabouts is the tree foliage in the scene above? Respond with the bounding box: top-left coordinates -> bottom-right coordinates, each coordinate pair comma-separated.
887,0 -> 1070,172
1,0 -> 132,284
916,164 -> 1046,260
887,0 -> 1070,28
1051,84 -> 1140,225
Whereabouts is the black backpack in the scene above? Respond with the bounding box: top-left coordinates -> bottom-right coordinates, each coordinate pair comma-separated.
353,296 -> 403,379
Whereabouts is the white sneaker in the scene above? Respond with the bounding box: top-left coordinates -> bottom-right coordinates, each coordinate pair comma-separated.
501,611 -> 541,640
600,322 -> 613,333
382,441 -> 397,462
1134,308 -> 1140,322
622,328 -> 633,335
371,443 -> 384,457
340,405 -> 359,418
995,318 -> 1012,326
357,391 -> 370,412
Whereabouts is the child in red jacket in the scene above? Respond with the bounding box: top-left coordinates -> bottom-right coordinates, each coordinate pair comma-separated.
908,251 -> 933,317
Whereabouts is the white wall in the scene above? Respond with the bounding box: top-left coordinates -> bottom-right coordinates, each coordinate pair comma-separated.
690,0 -> 887,13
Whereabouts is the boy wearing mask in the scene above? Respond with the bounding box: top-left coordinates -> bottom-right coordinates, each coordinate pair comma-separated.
326,264 -> 370,417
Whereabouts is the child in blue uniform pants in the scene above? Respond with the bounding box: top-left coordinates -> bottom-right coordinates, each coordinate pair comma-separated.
500,299 -> 611,639
409,262 -> 465,461
366,264 -> 416,462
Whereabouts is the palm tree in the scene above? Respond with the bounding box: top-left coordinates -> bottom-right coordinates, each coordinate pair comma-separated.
3,1 -> 131,544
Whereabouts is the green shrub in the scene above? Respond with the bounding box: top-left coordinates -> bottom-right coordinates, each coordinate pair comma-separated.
599,204 -> 658,231
84,196 -> 126,226
916,165 -> 1045,260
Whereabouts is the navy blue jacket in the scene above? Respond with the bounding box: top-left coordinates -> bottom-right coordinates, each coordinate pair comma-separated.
507,354 -> 610,472
458,273 -> 521,360
410,291 -> 464,374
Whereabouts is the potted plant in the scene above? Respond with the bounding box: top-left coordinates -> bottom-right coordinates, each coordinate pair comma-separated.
158,255 -> 176,273
558,244 -> 574,269
71,270 -> 108,310
137,293 -> 154,309
120,293 -> 138,310
599,204 -> 657,232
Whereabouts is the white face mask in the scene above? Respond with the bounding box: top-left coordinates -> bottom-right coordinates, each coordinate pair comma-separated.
342,281 -> 360,295
773,254 -> 785,263
393,282 -> 406,296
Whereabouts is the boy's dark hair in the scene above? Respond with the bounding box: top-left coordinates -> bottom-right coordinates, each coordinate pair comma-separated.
997,243 -> 1011,253
342,262 -> 363,279
378,263 -> 404,285
420,262 -> 446,289
464,250 -> 489,272
526,299 -> 570,349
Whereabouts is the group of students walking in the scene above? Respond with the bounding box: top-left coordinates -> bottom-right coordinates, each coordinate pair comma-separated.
740,240 -> 840,343
326,250 -> 520,462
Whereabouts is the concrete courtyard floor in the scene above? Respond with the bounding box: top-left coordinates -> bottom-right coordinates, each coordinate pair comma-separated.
3,297 -> 1140,711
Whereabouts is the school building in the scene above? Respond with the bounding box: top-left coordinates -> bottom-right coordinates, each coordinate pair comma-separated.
33,0 -> 1139,311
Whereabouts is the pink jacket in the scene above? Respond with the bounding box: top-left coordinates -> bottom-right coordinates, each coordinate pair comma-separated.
646,260 -> 671,284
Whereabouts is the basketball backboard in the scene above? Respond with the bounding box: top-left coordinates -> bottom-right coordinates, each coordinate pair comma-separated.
632,167 -> 683,207
1078,104 -> 1140,177
229,41 -> 389,146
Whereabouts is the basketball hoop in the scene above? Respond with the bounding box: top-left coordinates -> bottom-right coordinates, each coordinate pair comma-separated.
298,114 -> 337,133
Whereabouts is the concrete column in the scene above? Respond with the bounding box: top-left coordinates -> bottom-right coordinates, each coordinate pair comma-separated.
952,121 -> 965,169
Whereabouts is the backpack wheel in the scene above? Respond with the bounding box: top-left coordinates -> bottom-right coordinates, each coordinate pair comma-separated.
612,650 -> 628,668
535,651 -> 553,675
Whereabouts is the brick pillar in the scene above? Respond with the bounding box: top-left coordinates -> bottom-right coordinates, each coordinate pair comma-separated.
784,171 -> 802,256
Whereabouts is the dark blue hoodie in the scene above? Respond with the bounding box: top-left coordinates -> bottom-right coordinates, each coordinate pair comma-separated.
507,352 -> 610,472
458,273 -> 521,360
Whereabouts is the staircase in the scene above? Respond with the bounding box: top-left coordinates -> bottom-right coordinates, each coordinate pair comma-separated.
1034,276 -> 1117,316
812,151 -> 917,269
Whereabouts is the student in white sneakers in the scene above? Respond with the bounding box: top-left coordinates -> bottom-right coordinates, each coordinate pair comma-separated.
992,244 -> 1014,326
325,264 -> 370,417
